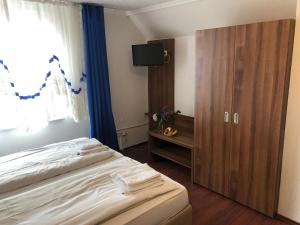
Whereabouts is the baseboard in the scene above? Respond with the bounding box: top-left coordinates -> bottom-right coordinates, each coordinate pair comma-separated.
276,214 -> 300,225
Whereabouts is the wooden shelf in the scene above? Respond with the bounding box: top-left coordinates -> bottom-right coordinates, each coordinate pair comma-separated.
149,129 -> 194,149
151,147 -> 191,168
148,115 -> 194,174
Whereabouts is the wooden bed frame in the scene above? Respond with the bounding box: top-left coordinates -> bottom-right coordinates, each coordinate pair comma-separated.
162,204 -> 192,225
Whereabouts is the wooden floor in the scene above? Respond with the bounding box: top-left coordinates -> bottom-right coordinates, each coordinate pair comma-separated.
123,143 -> 290,225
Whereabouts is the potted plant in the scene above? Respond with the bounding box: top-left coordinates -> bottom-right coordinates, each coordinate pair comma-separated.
152,108 -> 181,133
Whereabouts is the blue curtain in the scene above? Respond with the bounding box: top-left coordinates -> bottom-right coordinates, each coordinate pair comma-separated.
82,4 -> 119,150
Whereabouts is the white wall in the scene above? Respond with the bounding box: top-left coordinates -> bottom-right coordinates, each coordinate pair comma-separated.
278,0 -> 300,222
0,119 -> 89,156
174,35 -> 195,117
104,9 -> 149,149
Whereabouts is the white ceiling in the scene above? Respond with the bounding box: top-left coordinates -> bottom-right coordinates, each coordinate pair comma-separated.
128,0 -> 297,39
70,0 -> 175,10
68,0 -> 297,39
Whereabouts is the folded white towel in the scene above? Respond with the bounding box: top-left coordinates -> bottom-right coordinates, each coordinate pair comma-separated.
111,164 -> 162,194
80,138 -> 102,151
113,176 -> 163,194
79,146 -> 109,156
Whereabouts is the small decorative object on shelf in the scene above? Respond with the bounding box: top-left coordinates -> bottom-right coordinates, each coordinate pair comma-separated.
163,127 -> 178,137
152,108 -> 181,133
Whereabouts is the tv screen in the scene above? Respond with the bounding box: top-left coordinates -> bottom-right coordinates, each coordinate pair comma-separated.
132,43 -> 164,66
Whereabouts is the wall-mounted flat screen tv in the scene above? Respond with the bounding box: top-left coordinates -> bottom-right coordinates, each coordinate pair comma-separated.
132,43 -> 164,66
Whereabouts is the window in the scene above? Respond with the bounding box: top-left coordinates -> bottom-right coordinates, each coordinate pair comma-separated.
0,0 -> 87,131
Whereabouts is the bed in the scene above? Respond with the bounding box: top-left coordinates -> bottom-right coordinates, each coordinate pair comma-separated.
0,138 -> 192,225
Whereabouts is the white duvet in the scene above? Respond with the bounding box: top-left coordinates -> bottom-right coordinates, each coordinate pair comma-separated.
0,157 -> 178,225
0,138 -> 114,194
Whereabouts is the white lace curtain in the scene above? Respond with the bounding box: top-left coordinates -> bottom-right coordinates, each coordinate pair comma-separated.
0,0 -> 87,131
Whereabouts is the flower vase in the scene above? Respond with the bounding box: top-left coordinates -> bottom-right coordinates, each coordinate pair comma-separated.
159,123 -> 165,133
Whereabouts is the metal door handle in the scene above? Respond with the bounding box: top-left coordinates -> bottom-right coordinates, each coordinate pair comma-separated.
233,113 -> 239,124
224,112 -> 229,123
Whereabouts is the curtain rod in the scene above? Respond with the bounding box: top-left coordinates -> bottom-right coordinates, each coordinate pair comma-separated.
25,0 -> 104,8
24,0 -> 80,6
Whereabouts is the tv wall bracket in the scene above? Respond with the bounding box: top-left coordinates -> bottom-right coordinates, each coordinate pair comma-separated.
164,50 -> 171,64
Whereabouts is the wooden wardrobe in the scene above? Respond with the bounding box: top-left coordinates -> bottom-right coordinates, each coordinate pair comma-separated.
194,19 -> 295,217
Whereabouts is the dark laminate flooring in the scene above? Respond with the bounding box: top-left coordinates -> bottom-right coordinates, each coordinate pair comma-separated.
123,143 -> 292,225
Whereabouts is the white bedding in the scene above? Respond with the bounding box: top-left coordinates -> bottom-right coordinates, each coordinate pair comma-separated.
0,138 -> 114,194
111,163 -> 163,194
0,139 -> 189,225
103,179 -> 188,225
0,153 -> 185,225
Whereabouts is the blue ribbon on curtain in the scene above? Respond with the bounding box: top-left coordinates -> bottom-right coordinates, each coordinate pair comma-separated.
0,55 -> 86,100
82,4 -> 119,150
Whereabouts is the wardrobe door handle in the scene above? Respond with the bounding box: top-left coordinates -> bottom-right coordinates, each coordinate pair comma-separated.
224,112 -> 229,123
233,113 -> 239,124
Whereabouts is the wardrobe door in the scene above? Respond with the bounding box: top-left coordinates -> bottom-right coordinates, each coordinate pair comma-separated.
229,20 -> 294,216
194,27 -> 235,195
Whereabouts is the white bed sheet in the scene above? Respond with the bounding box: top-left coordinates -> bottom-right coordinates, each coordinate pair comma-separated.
103,153 -> 189,225
0,138 -> 113,194
103,180 -> 188,225
0,151 -> 189,225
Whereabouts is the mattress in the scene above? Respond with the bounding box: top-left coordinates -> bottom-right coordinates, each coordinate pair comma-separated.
0,150 -> 189,225
103,180 -> 188,225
